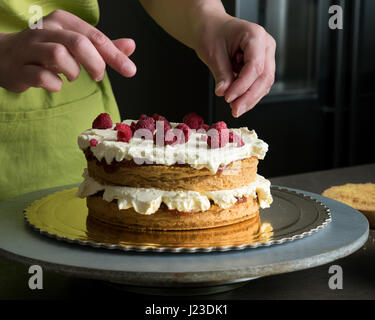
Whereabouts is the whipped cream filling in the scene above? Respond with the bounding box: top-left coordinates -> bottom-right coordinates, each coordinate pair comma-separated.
77,120 -> 268,174
76,170 -> 273,215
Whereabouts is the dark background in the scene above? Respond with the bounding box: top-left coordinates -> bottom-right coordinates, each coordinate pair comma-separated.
97,0 -> 375,178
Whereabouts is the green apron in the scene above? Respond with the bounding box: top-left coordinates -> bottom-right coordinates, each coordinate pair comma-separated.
0,0 -> 121,201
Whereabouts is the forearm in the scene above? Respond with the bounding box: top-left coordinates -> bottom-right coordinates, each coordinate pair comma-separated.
139,0 -> 229,50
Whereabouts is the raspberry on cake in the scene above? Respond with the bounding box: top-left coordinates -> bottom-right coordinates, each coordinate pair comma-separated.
76,113 -> 273,231
183,112 -> 204,130
92,113 -> 113,129
115,123 -> 133,142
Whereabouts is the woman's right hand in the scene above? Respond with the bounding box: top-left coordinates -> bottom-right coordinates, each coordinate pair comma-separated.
0,10 -> 137,93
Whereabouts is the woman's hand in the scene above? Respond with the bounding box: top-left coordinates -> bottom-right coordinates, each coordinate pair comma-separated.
195,14 -> 276,117
0,10 -> 136,93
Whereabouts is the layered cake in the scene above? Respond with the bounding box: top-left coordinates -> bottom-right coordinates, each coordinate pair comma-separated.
76,112 -> 273,231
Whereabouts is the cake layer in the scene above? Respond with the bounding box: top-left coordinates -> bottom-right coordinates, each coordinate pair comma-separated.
78,121 -> 268,174
86,150 -> 258,191
86,214 -> 264,245
76,170 -> 273,214
87,195 -> 260,230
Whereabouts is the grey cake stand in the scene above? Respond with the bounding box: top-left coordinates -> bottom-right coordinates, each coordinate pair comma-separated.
0,185 -> 369,295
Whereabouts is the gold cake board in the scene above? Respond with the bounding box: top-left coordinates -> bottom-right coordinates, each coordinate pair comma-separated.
24,188 -> 274,251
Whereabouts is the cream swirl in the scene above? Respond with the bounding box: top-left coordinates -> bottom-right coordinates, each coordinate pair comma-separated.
77,120 -> 268,174
76,170 -> 273,215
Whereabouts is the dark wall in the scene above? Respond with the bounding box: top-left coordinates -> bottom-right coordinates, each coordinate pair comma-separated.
96,0 -> 210,123
96,0 -> 375,178
355,0 -> 375,166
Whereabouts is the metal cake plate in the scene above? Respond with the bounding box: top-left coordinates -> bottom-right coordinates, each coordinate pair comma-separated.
0,184 -> 369,295
22,187 -> 331,253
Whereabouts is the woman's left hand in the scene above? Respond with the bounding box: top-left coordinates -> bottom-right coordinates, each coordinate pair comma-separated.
195,14 -> 276,118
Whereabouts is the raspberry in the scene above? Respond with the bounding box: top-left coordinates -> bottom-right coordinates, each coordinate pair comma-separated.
153,116 -> 173,147
176,123 -> 191,144
210,121 -> 227,132
90,139 -> 98,147
229,131 -> 245,147
139,114 -> 149,121
114,123 -> 128,131
152,113 -> 166,122
207,127 -> 229,149
206,122 -> 228,148
135,117 -> 155,133
183,112 -> 204,129
137,114 -> 155,129
154,126 -> 169,146
164,130 -> 176,146
163,124 -> 191,146
139,114 -> 153,123
133,117 -> 155,140
154,127 -> 169,146
92,113 -> 113,129
153,113 -> 171,131
116,123 -> 133,142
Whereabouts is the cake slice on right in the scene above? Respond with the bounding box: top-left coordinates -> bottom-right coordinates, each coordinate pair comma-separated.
323,183 -> 375,228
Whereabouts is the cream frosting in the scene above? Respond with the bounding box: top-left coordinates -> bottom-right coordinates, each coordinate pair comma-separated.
77,120 -> 268,174
76,170 -> 273,215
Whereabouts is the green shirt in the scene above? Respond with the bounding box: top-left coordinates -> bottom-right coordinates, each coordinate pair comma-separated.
0,0 -> 121,201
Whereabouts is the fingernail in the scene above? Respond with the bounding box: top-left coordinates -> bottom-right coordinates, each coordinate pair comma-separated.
95,72 -> 105,82
236,105 -> 247,117
215,81 -> 225,94
226,94 -> 237,103
123,60 -> 137,76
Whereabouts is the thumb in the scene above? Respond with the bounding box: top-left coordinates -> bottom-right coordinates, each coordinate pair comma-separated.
207,50 -> 234,97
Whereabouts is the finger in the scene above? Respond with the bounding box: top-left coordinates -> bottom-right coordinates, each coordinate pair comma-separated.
86,31 -> 137,77
224,37 -> 266,103
21,65 -> 63,92
207,46 -> 235,97
113,38 -> 136,57
231,95 -> 262,118
46,10 -> 136,77
27,42 -> 81,82
230,46 -> 275,117
36,29 -> 106,81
